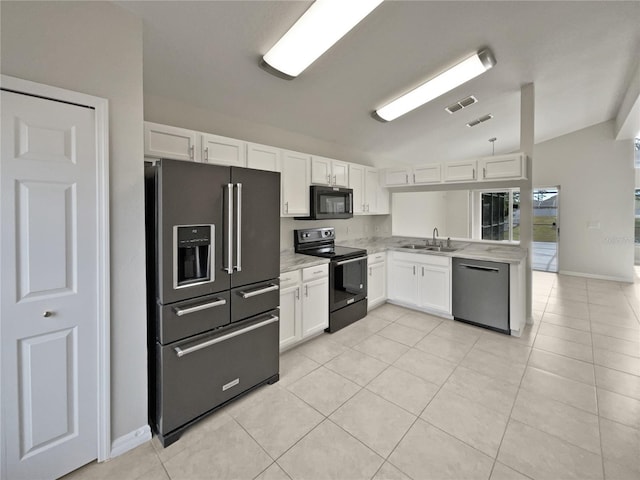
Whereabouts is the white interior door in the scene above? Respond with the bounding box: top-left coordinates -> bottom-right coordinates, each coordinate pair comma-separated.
1,90 -> 99,479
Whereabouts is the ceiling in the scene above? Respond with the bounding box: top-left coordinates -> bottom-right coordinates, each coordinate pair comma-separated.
120,1 -> 640,166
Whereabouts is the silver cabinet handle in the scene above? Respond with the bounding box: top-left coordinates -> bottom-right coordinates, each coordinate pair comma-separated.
305,284 -> 308,297
173,298 -> 226,317
204,146 -> 209,162
235,183 -> 242,272
174,315 -> 279,358
472,168 -> 476,180
483,167 -> 486,179
333,174 -> 337,185
327,174 -> 331,184
459,263 -> 500,272
413,173 -> 416,183
284,201 -> 288,214
189,144 -> 194,160
225,183 -> 233,274
421,266 -> 424,277
336,257 -> 365,266
239,283 -> 279,299
413,265 -> 416,275
405,173 -> 408,183
43,310 -> 54,318
296,287 -> 300,300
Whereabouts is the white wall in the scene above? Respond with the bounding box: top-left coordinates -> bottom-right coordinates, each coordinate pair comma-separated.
1,0 -> 147,444
534,120 -> 635,281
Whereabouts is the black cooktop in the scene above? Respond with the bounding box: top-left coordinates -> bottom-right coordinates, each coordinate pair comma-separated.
302,245 -> 367,260
294,227 -> 367,261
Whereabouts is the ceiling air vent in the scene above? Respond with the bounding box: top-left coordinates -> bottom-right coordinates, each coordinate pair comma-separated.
445,95 -> 478,114
466,114 -> 493,127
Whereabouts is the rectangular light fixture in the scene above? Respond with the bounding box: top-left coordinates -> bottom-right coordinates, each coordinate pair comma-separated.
374,48 -> 496,122
262,0 -> 384,79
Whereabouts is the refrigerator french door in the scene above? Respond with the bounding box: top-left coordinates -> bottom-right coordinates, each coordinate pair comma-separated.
146,159 -> 280,447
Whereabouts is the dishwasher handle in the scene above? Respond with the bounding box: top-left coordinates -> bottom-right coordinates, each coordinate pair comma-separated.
458,263 -> 500,273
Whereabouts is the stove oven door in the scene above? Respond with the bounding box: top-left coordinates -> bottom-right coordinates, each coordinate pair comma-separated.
330,256 -> 367,312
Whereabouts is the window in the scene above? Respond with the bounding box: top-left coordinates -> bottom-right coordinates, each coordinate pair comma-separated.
473,188 -> 519,242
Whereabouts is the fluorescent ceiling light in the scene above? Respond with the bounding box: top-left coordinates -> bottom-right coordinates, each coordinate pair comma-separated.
374,48 -> 496,122
262,0 -> 384,79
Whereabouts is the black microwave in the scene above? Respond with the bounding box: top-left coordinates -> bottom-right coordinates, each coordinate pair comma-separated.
295,185 -> 353,220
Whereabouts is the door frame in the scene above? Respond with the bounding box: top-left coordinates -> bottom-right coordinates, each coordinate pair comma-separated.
532,185 -> 560,272
0,75 -> 111,463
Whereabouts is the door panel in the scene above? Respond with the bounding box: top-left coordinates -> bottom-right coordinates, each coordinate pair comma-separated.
230,168 -> 280,287
532,187 -> 559,273
2,90 -> 98,479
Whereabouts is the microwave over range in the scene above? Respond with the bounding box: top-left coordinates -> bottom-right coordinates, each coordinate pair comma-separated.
295,185 -> 353,220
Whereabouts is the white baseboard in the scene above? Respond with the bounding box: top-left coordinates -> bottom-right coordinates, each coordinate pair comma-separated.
110,425 -> 152,459
558,270 -> 633,284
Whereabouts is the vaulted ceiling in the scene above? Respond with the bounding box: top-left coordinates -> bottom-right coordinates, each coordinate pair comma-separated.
120,1 -> 640,166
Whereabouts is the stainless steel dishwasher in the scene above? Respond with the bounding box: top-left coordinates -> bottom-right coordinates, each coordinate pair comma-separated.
452,258 -> 510,334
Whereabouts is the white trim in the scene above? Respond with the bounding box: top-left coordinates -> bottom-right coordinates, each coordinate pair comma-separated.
0,75 -> 111,461
558,270 -> 633,284
110,426 -> 152,459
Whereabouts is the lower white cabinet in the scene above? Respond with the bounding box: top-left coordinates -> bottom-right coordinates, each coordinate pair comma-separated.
367,253 -> 386,309
387,251 -> 451,316
279,264 -> 328,350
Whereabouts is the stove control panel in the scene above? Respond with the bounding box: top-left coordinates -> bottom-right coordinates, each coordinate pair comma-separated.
294,227 -> 335,245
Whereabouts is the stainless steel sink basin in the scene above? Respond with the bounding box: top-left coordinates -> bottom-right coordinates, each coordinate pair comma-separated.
426,246 -> 459,252
400,244 -> 429,250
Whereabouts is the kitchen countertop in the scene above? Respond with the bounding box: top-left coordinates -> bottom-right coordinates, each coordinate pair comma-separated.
280,251 -> 330,273
279,237 -> 527,274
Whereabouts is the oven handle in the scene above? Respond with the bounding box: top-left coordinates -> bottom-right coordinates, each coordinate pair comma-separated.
239,283 -> 279,299
173,298 -> 227,316
336,257 -> 365,266
174,315 -> 279,358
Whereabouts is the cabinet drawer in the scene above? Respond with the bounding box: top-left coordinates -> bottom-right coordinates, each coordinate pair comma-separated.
231,279 -> 280,323
280,269 -> 301,287
368,252 -> 386,264
158,292 -> 230,344
302,264 -> 328,281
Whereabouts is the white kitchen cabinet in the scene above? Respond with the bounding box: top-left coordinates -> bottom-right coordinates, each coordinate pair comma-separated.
384,167 -> 412,186
349,163 -> 366,214
368,253 -> 386,309
281,150 -> 311,216
201,133 -> 246,167
311,156 -> 349,187
247,142 -> 280,172
365,167 -> 389,214
279,283 -> 301,350
478,153 -> 526,181
387,251 -> 451,316
444,159 -> 477,183
144,122 -> 198,161
413,163 -> 442,184
301,265 -> 329,337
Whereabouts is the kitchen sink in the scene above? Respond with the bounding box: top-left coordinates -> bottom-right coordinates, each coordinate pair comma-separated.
400,244 -> 429,250
425,246 -> 459,252
399,244 -> 459,252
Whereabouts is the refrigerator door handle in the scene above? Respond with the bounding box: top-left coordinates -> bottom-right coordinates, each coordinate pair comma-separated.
174,315 -> 279,357
224,183 -> 234,274
235,183 -> 242,272
239,283 -> 279,299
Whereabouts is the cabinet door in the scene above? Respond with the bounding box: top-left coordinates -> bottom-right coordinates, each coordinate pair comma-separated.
418,265 -> 451,313
311,156 -> 331,185
247,143 -> 280,172
144,122 -> 197,161
479,153 -> 525,180
384,168 -> 411,186
302,277 -> 329,337
349,164 -> 366,214
365,167 -> 380,213
387,259 -> 418,305
413,164 -> 442,184
332,160 -> 349,187
368,260 -> 386,309
281,151 -> 311,216
279,284 -> 302,350
444,160 -> 477,183
202,133 -> 246,167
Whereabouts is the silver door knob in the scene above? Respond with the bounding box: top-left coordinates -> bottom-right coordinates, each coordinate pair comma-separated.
42,311 -> 54,318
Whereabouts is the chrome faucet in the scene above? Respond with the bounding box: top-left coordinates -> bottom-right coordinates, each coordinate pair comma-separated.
432,227 -> 439,246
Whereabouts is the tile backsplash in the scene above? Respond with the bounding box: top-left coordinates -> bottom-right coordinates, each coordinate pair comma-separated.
280,216 -> 391,251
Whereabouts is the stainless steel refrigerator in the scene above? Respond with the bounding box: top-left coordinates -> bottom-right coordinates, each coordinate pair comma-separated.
145,159 -> 280,447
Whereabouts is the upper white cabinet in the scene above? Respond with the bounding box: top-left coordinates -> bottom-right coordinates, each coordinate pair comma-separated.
201,133 -> 246,167
281,150 -> 311,217
311,156 -> 349,187
413,163 -> 442,184
351,165 -> 389,214
247,142 -> 280,172
444,159 -> 477,183
144,122 -> 198,161
478,153 -> 526,181
384,167 -> 412,186
349,164 -> 366,214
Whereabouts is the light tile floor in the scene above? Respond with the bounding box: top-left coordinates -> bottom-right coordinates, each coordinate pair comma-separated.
65,271 -> 640,480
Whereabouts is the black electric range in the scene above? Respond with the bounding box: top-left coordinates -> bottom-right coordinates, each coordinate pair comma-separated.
294,228 -> 368,332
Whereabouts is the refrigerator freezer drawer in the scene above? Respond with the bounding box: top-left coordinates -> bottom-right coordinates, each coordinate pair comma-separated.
157,292 -> 231,344
154,310 -> 279,436
230,279 -> 280,323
